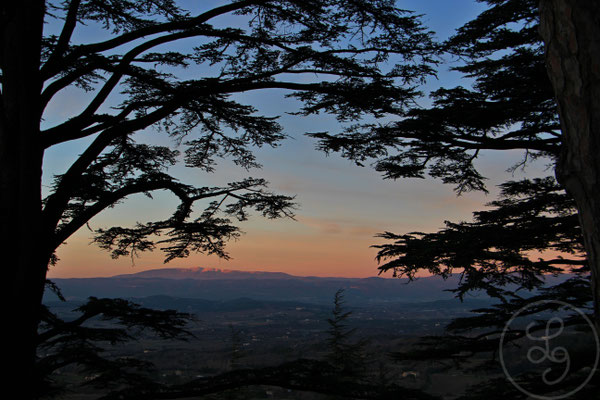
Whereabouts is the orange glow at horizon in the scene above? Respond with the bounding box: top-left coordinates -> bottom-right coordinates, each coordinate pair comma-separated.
48,209 -> 448,279
47,225 -> 392,279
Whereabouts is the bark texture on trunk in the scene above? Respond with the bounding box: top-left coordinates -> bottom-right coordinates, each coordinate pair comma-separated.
539,1 -> 600,321
1,2 -> 47,398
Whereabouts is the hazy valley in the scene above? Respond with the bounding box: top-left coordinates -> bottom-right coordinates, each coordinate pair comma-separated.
43,267 -> 577,399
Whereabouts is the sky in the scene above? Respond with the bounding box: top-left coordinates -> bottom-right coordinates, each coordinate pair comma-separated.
44,0 -> 553,279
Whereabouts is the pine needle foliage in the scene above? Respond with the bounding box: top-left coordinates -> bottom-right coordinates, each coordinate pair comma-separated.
35,0 -> 439,263
311,0 -> 557,195
326,289 -> 368,377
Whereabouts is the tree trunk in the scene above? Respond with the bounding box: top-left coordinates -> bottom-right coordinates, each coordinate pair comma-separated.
1,2 -> 47,398
539,1 -> 600,323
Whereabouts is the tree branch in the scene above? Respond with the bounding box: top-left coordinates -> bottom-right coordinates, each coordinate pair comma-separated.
42,101 -> 182,233
40,0 -> 266,80
50,178 -> 189,250
42,0 -> 82,73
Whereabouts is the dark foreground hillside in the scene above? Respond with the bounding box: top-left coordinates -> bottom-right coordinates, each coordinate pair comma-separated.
44,294 -> 498,399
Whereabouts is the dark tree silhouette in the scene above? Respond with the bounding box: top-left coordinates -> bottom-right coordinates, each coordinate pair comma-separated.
375,177 -> 586,299
377,176 -> 589,329
311,0 -> 600,321
228,324 -> 246,372
0,1 -> 436,394
37,289 -> 195,398
378,178 -> 597,398
312,0 -> 556,193
326,288 -> 368,377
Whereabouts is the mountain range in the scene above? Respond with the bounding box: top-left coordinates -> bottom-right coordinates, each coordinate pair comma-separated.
114,267 -> 295,280
46,267 -> 569,305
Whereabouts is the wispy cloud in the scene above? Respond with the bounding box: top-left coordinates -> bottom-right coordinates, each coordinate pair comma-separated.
297,216 -> 378,236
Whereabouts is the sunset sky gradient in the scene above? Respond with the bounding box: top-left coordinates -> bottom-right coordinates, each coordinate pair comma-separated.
44,0 -> 552,279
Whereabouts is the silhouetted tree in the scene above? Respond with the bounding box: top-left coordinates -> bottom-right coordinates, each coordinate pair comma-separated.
312,0 -> 556,193
375,177 -> 586,299
228,324 -> 246,371
37,286 -> 195,398
223,324 -> 247,400
326,288 -> 368,377
311,0 -> 600,321
0,1 -> 437,394
379,178 -> 597,398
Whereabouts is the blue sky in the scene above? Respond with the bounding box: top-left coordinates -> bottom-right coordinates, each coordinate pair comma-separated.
44,0 -> 553,279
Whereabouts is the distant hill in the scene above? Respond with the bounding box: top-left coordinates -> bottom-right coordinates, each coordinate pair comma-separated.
113,267 -> 295,280
46,267 -> 573,305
